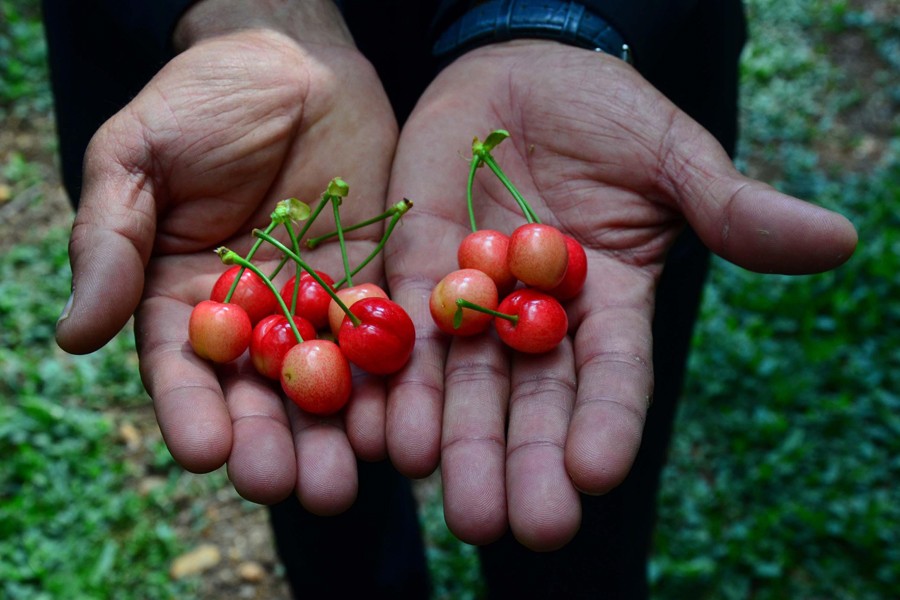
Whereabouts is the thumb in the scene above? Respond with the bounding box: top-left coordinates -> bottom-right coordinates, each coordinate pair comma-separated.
56,122 -> 157,354
660,117 -> 858,274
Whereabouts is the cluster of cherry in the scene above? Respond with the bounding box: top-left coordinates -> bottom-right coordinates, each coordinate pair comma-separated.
188,131 -> 586,416
429,130 -> 586,353
187,178 -> 414,415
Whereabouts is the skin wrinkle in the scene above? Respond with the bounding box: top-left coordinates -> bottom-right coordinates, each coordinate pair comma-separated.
231,412 -> 292,430
442,433 -> 507,454
290,417 -> 346,439
444,360 -> 509,388
507,437 -> 566,458
510,372 -> 577,400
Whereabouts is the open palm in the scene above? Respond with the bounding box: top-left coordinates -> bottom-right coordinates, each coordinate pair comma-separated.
384,41 -> 857,550
55,29 -> 398,513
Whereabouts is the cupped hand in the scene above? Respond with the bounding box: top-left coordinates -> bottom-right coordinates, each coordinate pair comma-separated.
55,25 -> 398,513
384,41 -> 857,550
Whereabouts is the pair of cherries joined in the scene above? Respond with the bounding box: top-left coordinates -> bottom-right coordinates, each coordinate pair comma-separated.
429,130 -> 587,353
188,178 -> 415,415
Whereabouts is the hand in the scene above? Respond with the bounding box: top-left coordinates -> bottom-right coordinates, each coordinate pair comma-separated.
384,41 -> 857,550
55,2 -> 398,514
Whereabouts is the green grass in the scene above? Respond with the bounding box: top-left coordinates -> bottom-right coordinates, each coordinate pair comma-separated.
0,227 -> 202,599
650,1 -> 900,598
0,0 -> 51,119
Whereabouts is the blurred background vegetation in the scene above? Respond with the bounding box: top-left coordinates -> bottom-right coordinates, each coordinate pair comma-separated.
1,0 -> 897,598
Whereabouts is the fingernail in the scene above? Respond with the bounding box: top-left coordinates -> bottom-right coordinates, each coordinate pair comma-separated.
57,291 -> 74,325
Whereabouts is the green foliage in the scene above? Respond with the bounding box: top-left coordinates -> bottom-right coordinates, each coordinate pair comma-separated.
651,1 -> 900,598
0,227 -> 197,599
418,482 -> 485,600
0,0 -> 52,118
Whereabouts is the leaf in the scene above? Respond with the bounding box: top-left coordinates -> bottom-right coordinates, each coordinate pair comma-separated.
453,306 -> 464,330
481,129 -> 509,152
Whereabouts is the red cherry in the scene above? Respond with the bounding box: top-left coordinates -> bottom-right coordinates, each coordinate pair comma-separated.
338,297 -> 415,375
188,300 -> 252,363
457,229 -> 517,295
210,265 -> 279,325
494,289 -> 568,353
279,270 -> 335,331
250,314 -> 317,380
507,223 -> 568,290
547,236 -> 588,300
280,339 -> 352,415
430,268 -> 498,336
327,283 -> 389,338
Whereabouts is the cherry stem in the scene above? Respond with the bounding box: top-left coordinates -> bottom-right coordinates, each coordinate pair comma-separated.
332,199 -> 412,289
306,199 -> 412,250
268,256 -> 289,281
223,221 -> 278,303
297,193 -> 330,242
478,151 -> 540,225
454,298 -> 517,328
284,221 -> 303,315
217,248 -> 305,344
466,155 -> 482,232
331,196 -> 354,287
252,228 -> 362,327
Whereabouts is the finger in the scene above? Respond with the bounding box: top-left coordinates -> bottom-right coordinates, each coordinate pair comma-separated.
288,404 -> 358,516
56,123 -> 156,354
565,265 -> 656,495
135,296 -> 233,473
343,370 -> 388,462
440,335 -> 511,545
219,361 -> 297,505
383,102 -> 481,478
659,113 -> 858,274
383,275 -> 446,478
506,342 -> 581,551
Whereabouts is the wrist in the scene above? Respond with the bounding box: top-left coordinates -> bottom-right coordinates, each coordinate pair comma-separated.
173,0 -> 354,52
433,0 -> 631,65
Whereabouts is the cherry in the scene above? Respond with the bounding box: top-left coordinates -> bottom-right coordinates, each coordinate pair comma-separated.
547,235 -> 588,300
338,297 -> 415,375
188,300 -> 253,363
457,229 -> 517,295
281,339 -> 352,416
507,223 -> 569,290
494,289 -> 568,353
327,282 -> 389,338
250,314 -> 317,380
210,265 -> 279,325
430,268 -> 499,336
279,270 -> 335,331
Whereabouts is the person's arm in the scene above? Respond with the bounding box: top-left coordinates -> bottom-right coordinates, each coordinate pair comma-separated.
382,0 -> 857,551
51,0 -> 399,512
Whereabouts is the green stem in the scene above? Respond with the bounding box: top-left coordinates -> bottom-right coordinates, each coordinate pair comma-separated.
217,248 -> 305,344
267,255 -> 290,281
454,298 -> 517,329
479,152 -> 540,224
466,155 -> 482,232
252,229 -> 361,327
306,199 -> 412,249
284,221 -> 303,315
223,221 -> 279,303
332,199 -> 412,289
332,196 -> 353,288
297,193 -> 330,242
